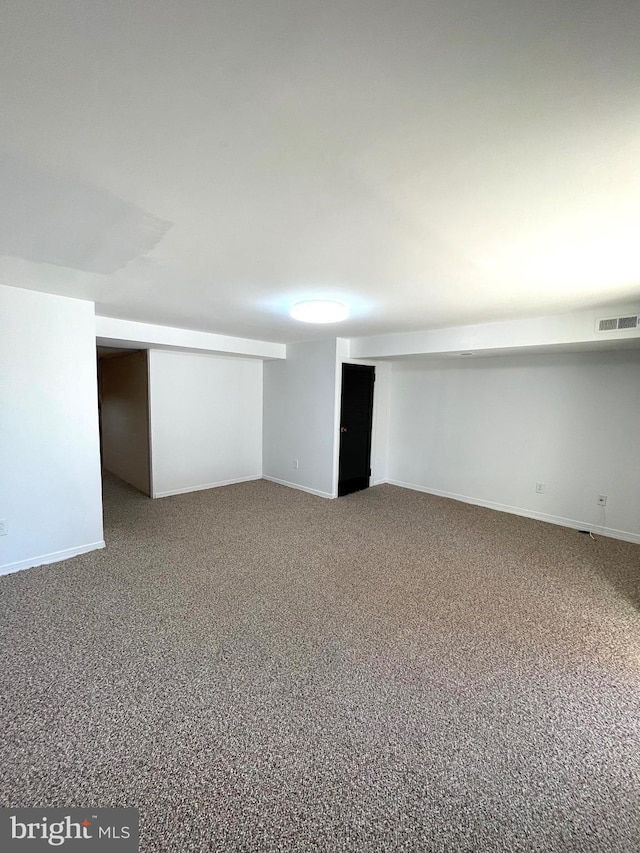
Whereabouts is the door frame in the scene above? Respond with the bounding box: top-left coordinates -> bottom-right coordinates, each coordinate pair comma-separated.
337,362 -> 375,497
332,354 -> 389,498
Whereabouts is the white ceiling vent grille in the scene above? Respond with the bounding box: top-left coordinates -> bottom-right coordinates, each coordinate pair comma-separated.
596,315 -> 639,333
617,315 -> 639,329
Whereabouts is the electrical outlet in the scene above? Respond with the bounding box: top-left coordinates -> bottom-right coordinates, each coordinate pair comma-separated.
0,519 -> 7,536
293,459 -> 299,470
597,495 -> 608,507
535,482 -> 545,494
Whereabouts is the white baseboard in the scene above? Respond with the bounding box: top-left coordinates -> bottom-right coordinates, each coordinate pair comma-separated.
262,475 -> 335,499
153,474 -> 261,499
0,540 -> 106,577
386,480 -> 640,545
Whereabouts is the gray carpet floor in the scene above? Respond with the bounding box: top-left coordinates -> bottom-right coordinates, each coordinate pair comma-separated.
1,476 -> 640,852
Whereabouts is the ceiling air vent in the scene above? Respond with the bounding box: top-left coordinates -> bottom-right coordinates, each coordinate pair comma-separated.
596,315 -> 639,332
617,315 -> 638,330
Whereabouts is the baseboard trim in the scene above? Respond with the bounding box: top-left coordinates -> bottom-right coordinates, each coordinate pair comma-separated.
386,480 -> 640,545
262,475 -> 335,499
0,540 -> 106,577
153,475 -> 262,499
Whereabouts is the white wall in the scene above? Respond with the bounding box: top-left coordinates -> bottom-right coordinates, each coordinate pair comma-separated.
99,351 -> 150,495
263,339 -> 338,498
148,349 -> 263,498
0,285 -> 104,574
388,351 -> 640,542
369,360 -> 391,486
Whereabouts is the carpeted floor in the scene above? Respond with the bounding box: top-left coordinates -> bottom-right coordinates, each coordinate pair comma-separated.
1,476 -> 640,852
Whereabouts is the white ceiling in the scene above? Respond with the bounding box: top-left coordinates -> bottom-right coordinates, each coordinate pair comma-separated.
1,0 -> 639,343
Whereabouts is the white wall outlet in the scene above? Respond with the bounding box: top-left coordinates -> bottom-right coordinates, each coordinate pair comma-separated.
597,495 -> 608,506
293,459 -> 299,470
535,482 -> 545,494
0,519 -> 7,536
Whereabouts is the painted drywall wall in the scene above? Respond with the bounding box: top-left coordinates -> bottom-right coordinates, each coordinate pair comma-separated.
263,339 -> 338,498
148,349 -> 262,498
388,351 -> 640,542
369,360 -> 391,485
99,351 -> 150,495
0,285 -> 104,574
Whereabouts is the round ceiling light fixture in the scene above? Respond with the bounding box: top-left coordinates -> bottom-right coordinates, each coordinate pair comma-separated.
290,299 -> 349,324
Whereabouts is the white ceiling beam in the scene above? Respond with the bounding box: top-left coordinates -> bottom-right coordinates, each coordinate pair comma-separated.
350,305 -> 640,360
96,316 -> 286,360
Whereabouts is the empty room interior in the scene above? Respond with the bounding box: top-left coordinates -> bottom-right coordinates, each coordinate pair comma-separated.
1,1 -> 639,851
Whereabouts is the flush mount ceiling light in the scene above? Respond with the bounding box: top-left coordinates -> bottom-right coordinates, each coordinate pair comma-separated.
290,299 -> 349,324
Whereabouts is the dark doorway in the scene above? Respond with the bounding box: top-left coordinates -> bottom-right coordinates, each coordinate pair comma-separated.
338,363 -> 375,497
97,348 -> 152,497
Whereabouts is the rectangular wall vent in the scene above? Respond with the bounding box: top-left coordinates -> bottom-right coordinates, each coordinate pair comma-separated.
598,318 -> 618,331
596,315 -> 639,332
617,315 -> 638,329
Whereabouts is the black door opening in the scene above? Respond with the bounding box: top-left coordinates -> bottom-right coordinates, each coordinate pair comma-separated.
338,363 -> 375,497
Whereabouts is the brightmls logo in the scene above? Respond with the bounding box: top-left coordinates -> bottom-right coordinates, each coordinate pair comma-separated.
10,815 -> 94,845
1,809 -> 138,851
